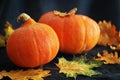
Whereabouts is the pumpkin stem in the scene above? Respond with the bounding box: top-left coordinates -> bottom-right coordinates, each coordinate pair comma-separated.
68,8 -> 77,15
17,13 -> 31,22
53,8 -> 77,17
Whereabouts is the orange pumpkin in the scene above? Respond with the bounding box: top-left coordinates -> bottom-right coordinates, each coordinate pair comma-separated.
39,8 -> 100,54
6,13 -> 59,68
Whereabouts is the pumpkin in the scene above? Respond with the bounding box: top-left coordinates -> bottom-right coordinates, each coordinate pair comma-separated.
39,8 -> 100,54
6,13 -> 59,68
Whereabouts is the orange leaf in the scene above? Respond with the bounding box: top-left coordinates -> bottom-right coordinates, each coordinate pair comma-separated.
97,20 -> 120,50
0,68 -> 51,80
96,50 -> 120,64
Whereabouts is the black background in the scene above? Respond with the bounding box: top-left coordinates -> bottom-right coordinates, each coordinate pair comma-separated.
0,0 -> 120,31
1,0 -> 120,80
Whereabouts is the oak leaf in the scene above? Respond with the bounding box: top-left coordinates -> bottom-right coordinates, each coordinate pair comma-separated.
56,56 -> 102,79
97,20 -> 120,50
96,50 -> 120,64
0,68 -> 50,80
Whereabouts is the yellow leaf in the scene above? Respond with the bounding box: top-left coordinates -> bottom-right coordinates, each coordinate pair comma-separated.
4,21 -> 14,42
56,56 -> 102,79
0,68 -> 51,80
96,50 -> 120,64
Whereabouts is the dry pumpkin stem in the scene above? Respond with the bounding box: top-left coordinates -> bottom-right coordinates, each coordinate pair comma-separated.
68,8 -> 77,15
53,8 -> 77,17
17,13 -> 31,22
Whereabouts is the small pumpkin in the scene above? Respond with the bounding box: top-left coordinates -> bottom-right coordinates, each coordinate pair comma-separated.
39,8 -> 100,54
6,13 -> 59,68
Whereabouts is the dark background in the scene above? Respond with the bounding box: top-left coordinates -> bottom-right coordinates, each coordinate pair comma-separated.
1,0 -> 120,80
0,0 -> 120,33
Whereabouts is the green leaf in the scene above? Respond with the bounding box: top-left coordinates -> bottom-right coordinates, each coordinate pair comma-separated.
56,55 -> 102,79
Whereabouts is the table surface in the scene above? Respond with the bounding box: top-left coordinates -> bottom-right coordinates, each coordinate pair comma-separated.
0,45 -> 120,80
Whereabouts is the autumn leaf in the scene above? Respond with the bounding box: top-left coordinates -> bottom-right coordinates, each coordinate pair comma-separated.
0,68 -> 51,80
0,21 -> 14,48
96,50 -> 120,64
56,56 -> 102,79
97,20 -> 120,50
4,21 -> 14,42
0,34 -> 5,47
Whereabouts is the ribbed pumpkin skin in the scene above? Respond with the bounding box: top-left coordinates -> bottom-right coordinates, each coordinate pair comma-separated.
7,23 -> 59,68
39,12 -> 100,54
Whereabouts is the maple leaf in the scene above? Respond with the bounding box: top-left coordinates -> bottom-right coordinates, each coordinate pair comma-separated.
0,34 -> 5,47
0,68 -> 51,80
56,56 -> 102,79
4,21 -> 14,42
97,20 -> 120,50
96,50 -> 120,64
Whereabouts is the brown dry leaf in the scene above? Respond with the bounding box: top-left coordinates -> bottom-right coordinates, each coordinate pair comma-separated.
96,50 -> 120,64
97,20 -> 120,50
0,68 -> 51,80
0,34 -> 5,47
